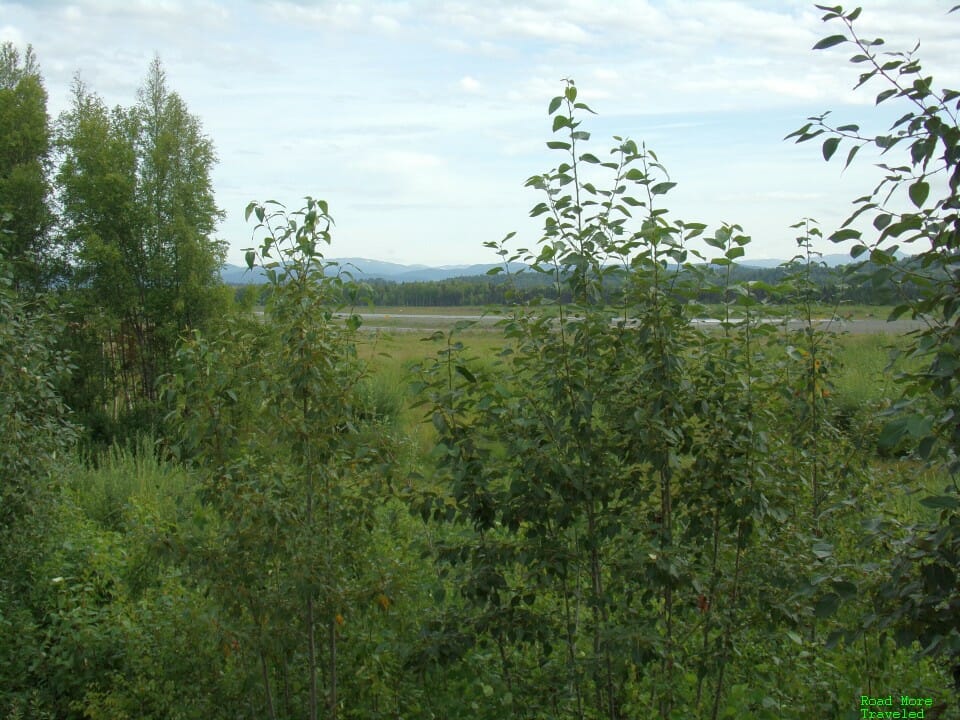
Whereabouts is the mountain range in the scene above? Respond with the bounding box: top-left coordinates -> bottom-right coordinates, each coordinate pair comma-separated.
219,254 -> 861,285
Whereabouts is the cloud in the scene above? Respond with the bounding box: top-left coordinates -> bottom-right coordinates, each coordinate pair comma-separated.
266,0 -> 412,33
593,68 -> 619,81
459,75 -> 480,93
371,13 -> 400,32
5,0 -> 958,266
266,1 -> 364,28
434,1 -> 592,44
0,24 -> 25,45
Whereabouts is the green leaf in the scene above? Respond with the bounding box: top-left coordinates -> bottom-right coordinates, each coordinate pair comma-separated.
814,593 -> 841,618
813,35 -> 847,50
705,234 -> 726,250
552,115 -> 569,133
548,96 -> 563,115
908,180 -> 929,208
455,365 -> 477,383
831,580 -> 858,599
822,137 -> 841,161
812,541 -> 834,560
829,228 -> 861,242
844,143 -> 861,170
919,495 -> 960,510
887,304 -> 912,320
245,250 -> 256,269
876,88 -> 897,104
650,182 -> 676,195
877,418 -> 909,449
546,141 -> 571,150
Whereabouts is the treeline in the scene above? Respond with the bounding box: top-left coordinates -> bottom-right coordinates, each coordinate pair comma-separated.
233,257 -> 922,307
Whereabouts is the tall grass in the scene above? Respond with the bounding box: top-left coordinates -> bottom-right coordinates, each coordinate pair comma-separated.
68,435 -> 195,533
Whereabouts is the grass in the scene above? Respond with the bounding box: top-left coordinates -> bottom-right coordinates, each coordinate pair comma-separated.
832,332 -> 908,406
68,435 -> 195,533
358,316 -> 917,412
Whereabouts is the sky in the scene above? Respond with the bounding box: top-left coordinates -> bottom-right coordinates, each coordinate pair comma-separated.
2,1 -> 958,267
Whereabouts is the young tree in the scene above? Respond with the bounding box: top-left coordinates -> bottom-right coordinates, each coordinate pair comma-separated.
788,2 -> 960,704
413,80 -> 791,720
167,198 -> 385,719
0,42 -> 56,294
135,57 -> 226,339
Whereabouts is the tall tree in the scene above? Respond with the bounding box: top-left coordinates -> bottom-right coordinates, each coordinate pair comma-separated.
135,56 -> 225,337
0,42 -> 55,293
57,78 -> 143,418
58,57 -> 226,428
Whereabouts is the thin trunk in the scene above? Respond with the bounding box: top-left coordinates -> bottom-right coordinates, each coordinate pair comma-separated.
259,650 -> 277,720
561,551 -> 585,720
307,595 -> 318,720
329,617 -> 338,720
696,508 -> 722,711
659,465 -> 674,720
709,524 -> 745,720
282,653 -> 292,718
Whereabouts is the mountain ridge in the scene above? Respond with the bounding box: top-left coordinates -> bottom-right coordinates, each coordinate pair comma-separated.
219,253 -> 865,284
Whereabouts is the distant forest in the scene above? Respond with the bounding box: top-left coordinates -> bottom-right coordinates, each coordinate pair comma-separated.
233,257 -> 926,308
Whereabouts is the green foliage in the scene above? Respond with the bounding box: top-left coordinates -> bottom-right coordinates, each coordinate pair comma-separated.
5,12 -> 960,717
791,1 -> 960,703
0,240 -> 87,718
166,197 -> 400,719
411,79 -> 863,719
0,242 -> 76,570
57,58 -> 227,442
0,42 -> 56,294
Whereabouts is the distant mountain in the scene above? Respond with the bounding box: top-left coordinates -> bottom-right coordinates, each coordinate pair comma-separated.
219,258 -> 527,284
220,264 -> 268,284
219,252 -> 890,285
740,254 -> 858,268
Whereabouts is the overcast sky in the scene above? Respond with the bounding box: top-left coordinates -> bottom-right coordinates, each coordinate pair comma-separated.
2,1 -> 958,267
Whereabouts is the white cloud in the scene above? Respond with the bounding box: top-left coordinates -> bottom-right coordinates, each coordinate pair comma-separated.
499,6 -> 591,43
266,1 -> 364,28
459,75 -> 480,93
267,0 -> 413,33
0,24 -> 24,45
5,0 -> 959,265
593,68 -> 619,81
371,13 -> 400,32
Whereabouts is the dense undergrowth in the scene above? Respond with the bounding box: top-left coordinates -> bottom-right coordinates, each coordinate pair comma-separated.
4,4 -> 960,718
